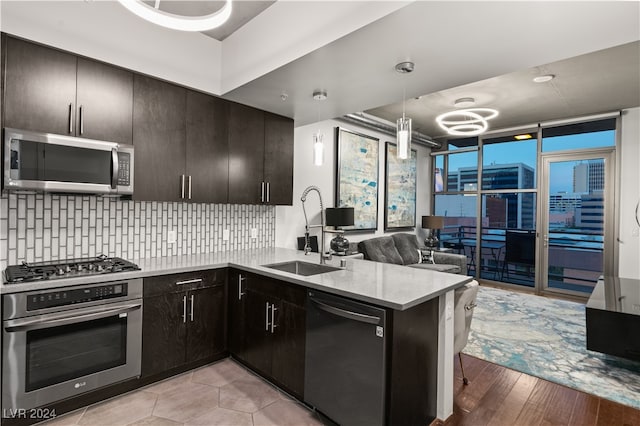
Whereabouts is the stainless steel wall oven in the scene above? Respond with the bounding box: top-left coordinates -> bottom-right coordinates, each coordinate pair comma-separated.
2,279 -> 143,415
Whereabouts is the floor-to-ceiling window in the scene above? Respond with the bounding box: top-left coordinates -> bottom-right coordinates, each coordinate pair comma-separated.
432,115 -> 618,298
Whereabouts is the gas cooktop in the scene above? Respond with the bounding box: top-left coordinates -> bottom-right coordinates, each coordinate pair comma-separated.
4,255 -> 141,284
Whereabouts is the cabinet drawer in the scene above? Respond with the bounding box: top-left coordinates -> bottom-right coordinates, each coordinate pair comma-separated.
144,269 -> 225,297
243,273 -> 306,307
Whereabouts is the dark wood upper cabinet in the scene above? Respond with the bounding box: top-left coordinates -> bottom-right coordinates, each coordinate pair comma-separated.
76,58 -> 133,144
2,36 -> 133,144
186,90 -> 229,204
3,36 -> 77,135
228,104 -> 294,205
133,75 -> 187,202
228,103 -> 265,204
264,112 -> 294,205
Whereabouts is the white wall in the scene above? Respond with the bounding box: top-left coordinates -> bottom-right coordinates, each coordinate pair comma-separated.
618,107 -> 640,279
0,1 -> 223,95
275,119 -> 432,252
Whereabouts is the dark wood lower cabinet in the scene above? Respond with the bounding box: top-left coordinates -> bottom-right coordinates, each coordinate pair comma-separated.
141,270 -> 226,379
229,270 -> 306,399
141,291 -> 188,377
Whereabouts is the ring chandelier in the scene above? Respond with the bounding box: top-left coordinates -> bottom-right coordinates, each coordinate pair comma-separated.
117,0 -> 233,32
436,108 -> 499,136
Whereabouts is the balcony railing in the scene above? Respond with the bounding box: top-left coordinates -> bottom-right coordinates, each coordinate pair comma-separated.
439,225 -> 603,291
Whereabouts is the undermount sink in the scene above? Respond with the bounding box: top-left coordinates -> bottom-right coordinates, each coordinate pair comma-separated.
262,260 -> 341,276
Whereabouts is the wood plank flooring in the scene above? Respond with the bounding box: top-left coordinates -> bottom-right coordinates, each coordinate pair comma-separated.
433,354 -> 640,426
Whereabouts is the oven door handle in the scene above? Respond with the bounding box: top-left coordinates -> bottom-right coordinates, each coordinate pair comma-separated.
3,303 -> 142,333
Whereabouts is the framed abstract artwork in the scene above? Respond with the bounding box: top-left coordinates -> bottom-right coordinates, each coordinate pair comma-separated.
335,127 -> 379,231
384,142 -> 417,230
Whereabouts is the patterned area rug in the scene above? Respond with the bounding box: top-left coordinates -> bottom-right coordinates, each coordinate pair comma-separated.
464,286 -> 640,409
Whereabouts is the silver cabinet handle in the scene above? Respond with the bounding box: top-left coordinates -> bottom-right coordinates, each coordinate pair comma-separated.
176,278 -> 202,286
261,181 -> 265,203
111,148 -> 119,190
266,182 -> 270,203
68,103 -> 73,134
182,295 -> 187,323
238,275 -> 246,300
79,104 -> 84,135
265,302 -> 270,331
188,176 -> 192,200
270,303 -> 278,333
181,175 -> 186,199
190,294 -> 195,322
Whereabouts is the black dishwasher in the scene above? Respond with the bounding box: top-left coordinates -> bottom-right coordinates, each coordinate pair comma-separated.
304,290 -> 387,426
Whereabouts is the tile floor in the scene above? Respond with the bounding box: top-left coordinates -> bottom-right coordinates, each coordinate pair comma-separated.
41,359 -> 327,426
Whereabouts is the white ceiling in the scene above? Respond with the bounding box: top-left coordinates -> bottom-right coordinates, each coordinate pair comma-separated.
220,1 -> 640,137
144,1 -> 275,41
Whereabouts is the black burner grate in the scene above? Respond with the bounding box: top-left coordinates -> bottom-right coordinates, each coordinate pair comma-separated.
4,256 -> 140,283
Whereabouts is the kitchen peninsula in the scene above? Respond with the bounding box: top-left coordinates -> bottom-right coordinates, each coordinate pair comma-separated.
1,248 -> 471,425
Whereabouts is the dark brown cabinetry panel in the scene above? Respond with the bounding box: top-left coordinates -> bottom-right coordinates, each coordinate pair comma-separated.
2,36 -> 133,144
141,270 -> 226,379
186,90 -> 229,203
230,272 -> 306,398
228,103 -> 265,204
141,291 -> 187,377
187,285 -> 226,362
133,75 -> 186,202
76,58 -> 133,144
264,112 -> 294,205
227,269 -> 247,359
3,36 -> 77,135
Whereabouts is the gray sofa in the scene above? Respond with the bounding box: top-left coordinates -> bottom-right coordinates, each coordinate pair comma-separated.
357,233 -> 468,275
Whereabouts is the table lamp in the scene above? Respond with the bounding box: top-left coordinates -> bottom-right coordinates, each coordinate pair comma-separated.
422,215 -> 444,250
325,207 -> 355,254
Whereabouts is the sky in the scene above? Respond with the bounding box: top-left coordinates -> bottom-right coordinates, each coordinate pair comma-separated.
444,131 -> 615,194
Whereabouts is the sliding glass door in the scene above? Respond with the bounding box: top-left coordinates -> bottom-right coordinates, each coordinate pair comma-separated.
539,150 -> 615,296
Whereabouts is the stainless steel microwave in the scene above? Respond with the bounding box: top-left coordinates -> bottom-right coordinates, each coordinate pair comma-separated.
3,128 -> 134,195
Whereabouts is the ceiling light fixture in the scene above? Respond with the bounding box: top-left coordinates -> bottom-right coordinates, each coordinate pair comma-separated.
533,74 -> 555,83
436,108 -> 499,136
312,90 -> 327,166
116,0 -> 233,32
395,61 -> 414,160
454,97 -> 476,108
514,134 -> 533,140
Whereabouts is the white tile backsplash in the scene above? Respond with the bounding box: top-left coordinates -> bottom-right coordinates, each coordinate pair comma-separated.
0,193 -> 276,269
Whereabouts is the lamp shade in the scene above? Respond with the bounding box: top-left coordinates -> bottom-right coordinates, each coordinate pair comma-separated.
325,207 -> 355,227
421,215 -> 444,230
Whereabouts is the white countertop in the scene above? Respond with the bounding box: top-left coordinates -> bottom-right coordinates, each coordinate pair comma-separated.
1,248 -> 472,310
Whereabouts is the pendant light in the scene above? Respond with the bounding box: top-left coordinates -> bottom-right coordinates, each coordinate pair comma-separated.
117,0 -> 233,32
395,62 -> 414,160
312,90 -> 327,166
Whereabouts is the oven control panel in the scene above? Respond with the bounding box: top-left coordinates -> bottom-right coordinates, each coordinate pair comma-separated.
27,283 -> 128,311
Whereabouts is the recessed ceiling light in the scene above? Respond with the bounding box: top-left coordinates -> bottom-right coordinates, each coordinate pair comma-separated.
514,134 -> 533,140
454,97 -> 475,108
533,74 -> 555,83
313,90 -> 327,101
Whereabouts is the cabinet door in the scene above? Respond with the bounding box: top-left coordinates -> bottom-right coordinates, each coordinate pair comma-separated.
76,58 -> 133,144
243,288 -> 273,376
186,285 -> 226,363
271,300 -> 306,397
264,113 -> 294,205
142,292 -> 187,378
3,36 -> 77,135
186,90 -> 229,203
133,75 -> 186,202
228,103 -> 264,204
227,270 -> 247,359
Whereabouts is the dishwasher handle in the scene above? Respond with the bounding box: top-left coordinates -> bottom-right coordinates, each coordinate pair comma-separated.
309,296 -> 381,325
